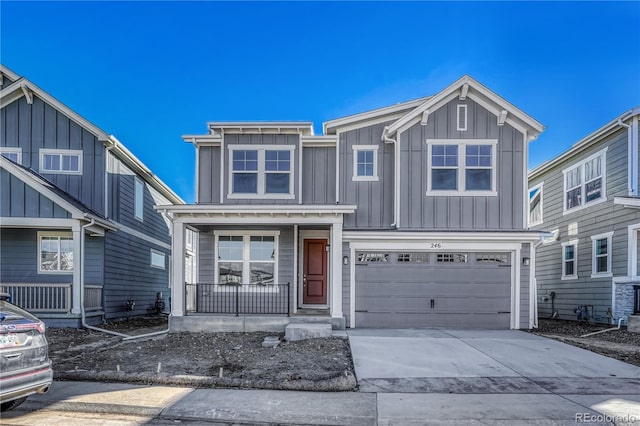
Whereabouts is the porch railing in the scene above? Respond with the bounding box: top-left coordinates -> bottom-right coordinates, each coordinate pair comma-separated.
84,285 -> 103,311
186,283 -> 290,316
0,283 -> 71,313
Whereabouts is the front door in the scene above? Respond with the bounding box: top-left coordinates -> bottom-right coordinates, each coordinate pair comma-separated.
303,239 -> 328,305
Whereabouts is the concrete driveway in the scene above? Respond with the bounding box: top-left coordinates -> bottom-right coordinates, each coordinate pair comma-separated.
348,329 -> 640,425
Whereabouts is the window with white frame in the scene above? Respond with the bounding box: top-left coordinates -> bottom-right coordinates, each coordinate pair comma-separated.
150,249 -> 166,270
427,139 -> 497,195
0,147 -> 22,164
216,232 -> 278,285
529,183 -> 543,226
457,104 -> 467,131
563,149 -> 606,212
134,177 -> 144,221
591,232 -> 613,277
39,149 -> 82,174
561,240 -> 578,279
353,145 -> 379,181
229,146 -> 294,198
38,232 -> 73,273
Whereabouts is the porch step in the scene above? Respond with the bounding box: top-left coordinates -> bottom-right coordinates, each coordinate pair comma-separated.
284,323 -> 332,341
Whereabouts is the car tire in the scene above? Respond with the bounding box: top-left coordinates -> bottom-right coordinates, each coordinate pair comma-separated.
0,396 -> 27,412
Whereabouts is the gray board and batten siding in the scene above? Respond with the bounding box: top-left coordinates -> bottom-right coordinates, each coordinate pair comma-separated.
399,97 -> 525,231
1,95 -> 106,215
531,127 -> 640,322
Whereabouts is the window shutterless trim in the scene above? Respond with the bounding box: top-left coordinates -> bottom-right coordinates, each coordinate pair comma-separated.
37,231 -> 74,274
227,145 -> 295,199
134,177 -> 144,221
352,145 -> 379,181
213,230 -> 280,286
591,231 -> 613,278
150,249 -> 166,270
528,182 -> 544,227
561,239 -> 579,280
39,149 -> 83,175
426,139 -> 498,196
562,147 -> 607,215
457,104 -> 467,131
0,147 -> 22,164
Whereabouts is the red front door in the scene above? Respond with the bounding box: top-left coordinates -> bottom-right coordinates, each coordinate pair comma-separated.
303,239 -> 328,305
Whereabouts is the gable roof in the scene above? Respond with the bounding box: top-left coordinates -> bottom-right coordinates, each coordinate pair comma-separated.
385,75 -> 545,140
0,156 -> 117,230
529,106 -> 640,180
0,64 -> 184,205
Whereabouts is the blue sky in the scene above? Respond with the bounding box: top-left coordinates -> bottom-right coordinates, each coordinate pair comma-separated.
2,1 -> 639,203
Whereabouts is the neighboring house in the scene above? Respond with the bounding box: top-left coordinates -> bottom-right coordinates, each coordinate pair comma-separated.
159,75 -> 546,331
529,107 -> 640,324
0,65 -> 184,327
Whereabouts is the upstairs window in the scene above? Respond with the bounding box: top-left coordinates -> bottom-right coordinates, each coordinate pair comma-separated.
427,139 -> 497,196
40,149 -> 82,174
529,183 -> 543,226
135,177 -> 144,221
352,145 -> 379,181
0,147 -> 22,164
229,146 -> 294,199
563,149 -> 606,213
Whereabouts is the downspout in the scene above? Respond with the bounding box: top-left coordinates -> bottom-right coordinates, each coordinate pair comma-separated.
530,236 -> 545,329
80,216 -> 170,340
382,126 -> 398,228
617,119 -> 634,196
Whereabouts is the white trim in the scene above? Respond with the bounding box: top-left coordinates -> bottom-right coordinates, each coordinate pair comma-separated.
0,147 -> 22,164
220,134 -> 225,204
301,135 -> 337,147
352,145 -> 379,181
150,248 -> 166,270
628,223 -> 640,277
528,182 -> 544,227
208,122 -> 313,135
134,177 -> 144,221
195,146 -> 200,203
0,217 -> 77,228
343,230 -> 546,243
298,135 -> 303,205
227,145 -> 296,200
213,230 -> 280,286
591,231 -> 614,278
426,139 -> 498,196
39,148 -> 83,175
37,231 -> 74,274
293,225 -> 298,313
457,104 -> 467,131
522,130 -> 529,229
631,116 -> 639,196
330,222 -> 343,318
394,132 -> 401,228
171,222 -> 185,316
335,132 -> 341,204
117,223 -> 171,250
562,147 -> 608,215
561,239 -> 579,280
512,248 -> 521,329
614,197 -> 640,208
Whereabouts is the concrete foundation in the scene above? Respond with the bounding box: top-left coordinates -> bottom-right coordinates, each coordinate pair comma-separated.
628,315 -> 640,333
285,323 -> 332,341
170,315 -> 344,333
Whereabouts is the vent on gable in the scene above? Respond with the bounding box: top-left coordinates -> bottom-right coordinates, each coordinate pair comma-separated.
457,104 -> 467,131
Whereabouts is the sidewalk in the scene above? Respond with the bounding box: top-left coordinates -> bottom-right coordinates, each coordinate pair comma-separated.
15,381 -> 377,425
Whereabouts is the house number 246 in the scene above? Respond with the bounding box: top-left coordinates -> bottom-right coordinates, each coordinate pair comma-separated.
430,242 -> 442,249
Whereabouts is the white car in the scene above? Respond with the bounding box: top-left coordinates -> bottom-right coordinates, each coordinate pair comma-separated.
0,293 -> 53,411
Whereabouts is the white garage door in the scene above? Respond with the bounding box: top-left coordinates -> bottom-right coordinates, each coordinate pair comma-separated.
355,251 -> 512,328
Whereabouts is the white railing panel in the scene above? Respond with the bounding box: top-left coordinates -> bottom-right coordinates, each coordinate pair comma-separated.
1,283 -> 72,313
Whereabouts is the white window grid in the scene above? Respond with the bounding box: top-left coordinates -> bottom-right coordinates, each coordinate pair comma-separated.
38,231 -> 74,274
39,149 -> 83,175
0,147 -> 22,164
562,148 -> 607,214
591,231 -> 613,278
352,145 -> 379,181
228,145 -> 295,199
426,139 -> 498,196
561,240 -> 578,280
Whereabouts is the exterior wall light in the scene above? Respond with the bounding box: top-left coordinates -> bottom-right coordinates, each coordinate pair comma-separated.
343,256 -> 349,265
522,257 -> 531,266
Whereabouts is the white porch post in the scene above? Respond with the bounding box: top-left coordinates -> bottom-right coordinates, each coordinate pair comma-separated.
330,219 -> 343,318
71,223 -> 82,314
172,221 -> 185,317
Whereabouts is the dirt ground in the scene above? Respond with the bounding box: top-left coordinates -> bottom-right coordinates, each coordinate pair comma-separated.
46,316 -> 356,391
533,319 -> 640,367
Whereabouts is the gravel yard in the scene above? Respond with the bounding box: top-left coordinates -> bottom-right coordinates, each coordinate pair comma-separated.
46,317 -> 356,391
533,319 -> 640,367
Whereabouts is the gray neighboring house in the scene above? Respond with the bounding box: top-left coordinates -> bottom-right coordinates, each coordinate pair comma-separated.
159,75 -> 546,331
0,65 -> 184,327
529,107 -> 640,324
